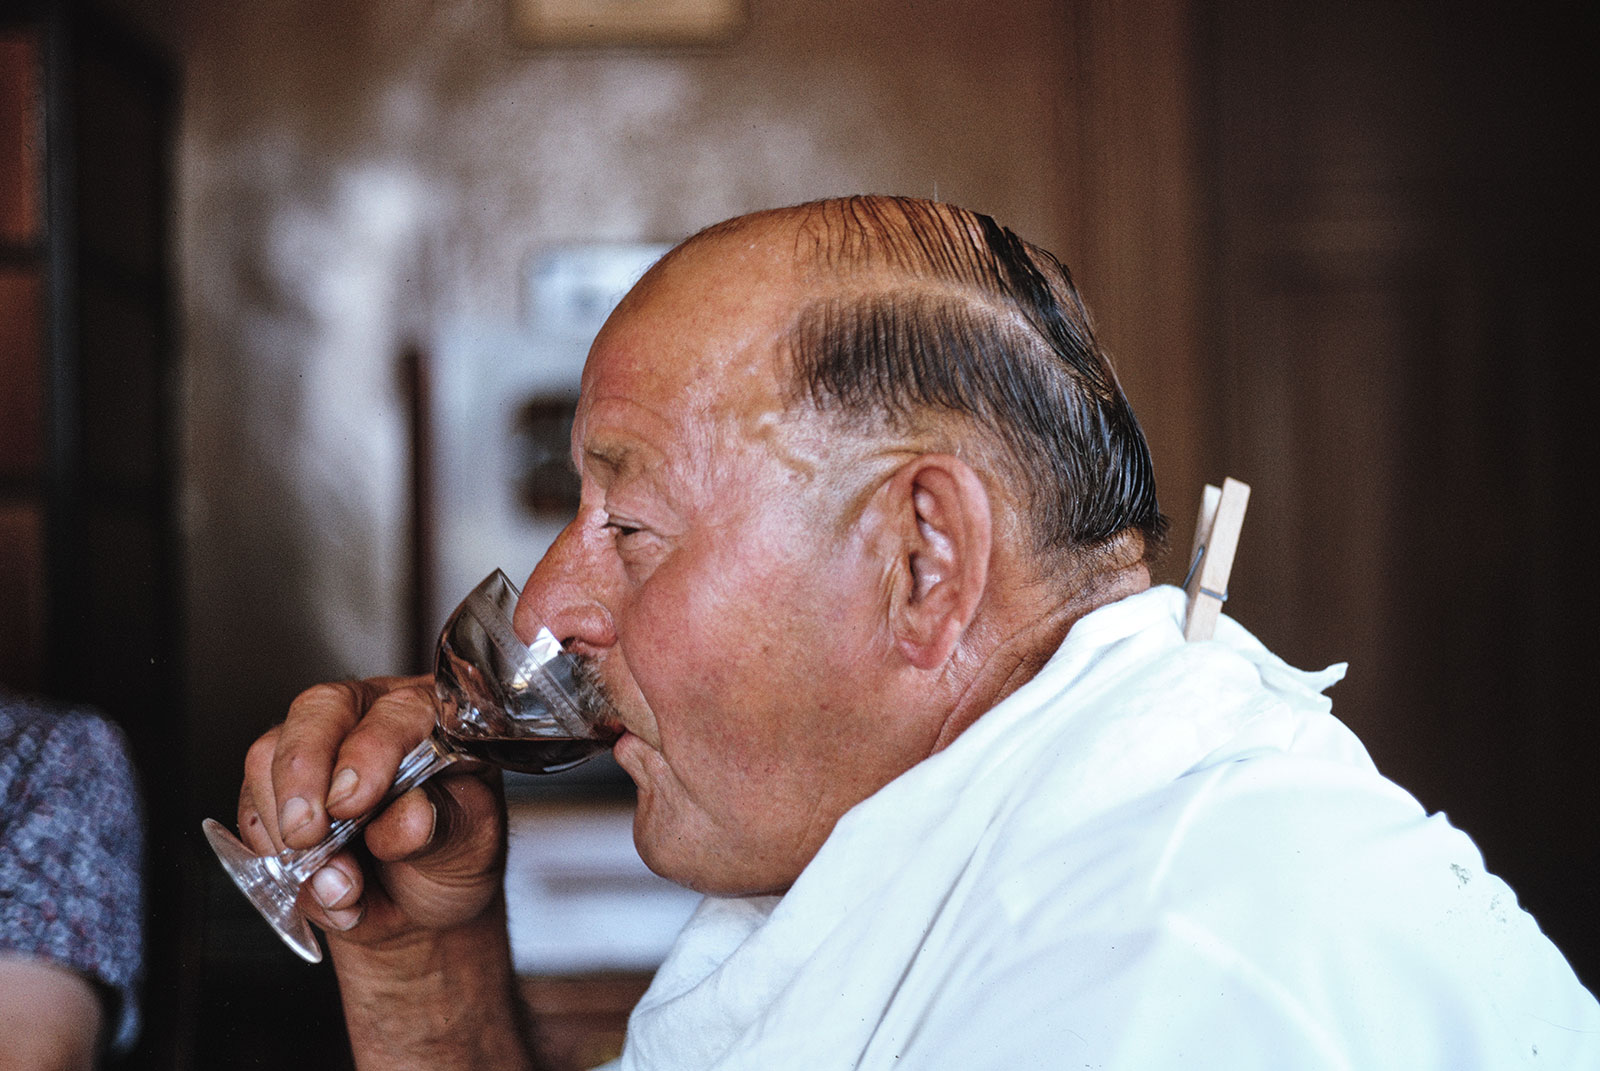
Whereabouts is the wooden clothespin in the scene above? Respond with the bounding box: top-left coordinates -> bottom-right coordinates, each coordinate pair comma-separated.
1183,477 -> 1250,641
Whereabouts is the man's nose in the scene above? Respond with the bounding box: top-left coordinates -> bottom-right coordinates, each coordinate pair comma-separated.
512,516 -> 617,656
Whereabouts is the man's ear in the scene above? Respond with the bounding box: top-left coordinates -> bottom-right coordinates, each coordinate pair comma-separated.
881,455 -> 992,670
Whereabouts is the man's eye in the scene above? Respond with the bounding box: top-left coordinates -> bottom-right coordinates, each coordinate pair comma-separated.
603,520 -> 642,540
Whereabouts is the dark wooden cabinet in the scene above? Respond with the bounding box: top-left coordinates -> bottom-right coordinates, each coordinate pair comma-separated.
1200,0 -> 1598,988
0,4 -> 190,1066
1,26 -> 50,691
1065,0 -> 1596,991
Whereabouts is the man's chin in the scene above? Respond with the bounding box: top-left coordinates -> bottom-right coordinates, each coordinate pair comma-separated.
628,806 -> 694,891
632,817 -> 799,899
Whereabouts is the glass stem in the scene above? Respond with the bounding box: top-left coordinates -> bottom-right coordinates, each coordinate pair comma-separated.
279,734 -> 460,885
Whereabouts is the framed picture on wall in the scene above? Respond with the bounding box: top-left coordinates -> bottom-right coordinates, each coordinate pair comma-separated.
511,0 -> 746,46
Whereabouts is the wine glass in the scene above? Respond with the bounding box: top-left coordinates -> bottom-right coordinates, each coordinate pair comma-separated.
201,569 -> 617,963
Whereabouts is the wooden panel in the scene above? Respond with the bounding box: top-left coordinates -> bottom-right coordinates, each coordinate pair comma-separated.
75,39 -> 164,280
0,502 -> 45,689
1208,0 -> 1458,762
510,0 -> 746,46
1202,0 -> 1599,986
1059,0 -> 1213,575
80,505 -> 163,707
79,278 -> 161,490
0,268 -> 43,480
520,973 -> 653,1071
0,32 -> 41,246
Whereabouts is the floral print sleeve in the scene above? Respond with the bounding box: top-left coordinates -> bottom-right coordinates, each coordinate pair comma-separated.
1,692 -> 145,1053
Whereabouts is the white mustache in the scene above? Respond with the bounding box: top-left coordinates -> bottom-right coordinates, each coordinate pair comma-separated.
571,656 -> 625,731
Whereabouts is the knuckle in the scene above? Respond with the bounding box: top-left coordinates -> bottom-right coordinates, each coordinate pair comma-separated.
293,680 -> 362,713
274,750 -> 314,779
244,729 -> 280,768
379,679 -> 431,710
361,685 -> 435,735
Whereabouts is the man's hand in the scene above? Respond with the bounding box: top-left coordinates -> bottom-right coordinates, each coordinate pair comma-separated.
235,677 -> 539,1069
235,675 -> 507,954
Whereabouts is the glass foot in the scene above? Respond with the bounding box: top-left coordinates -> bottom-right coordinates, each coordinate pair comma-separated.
202,818 -> 324,963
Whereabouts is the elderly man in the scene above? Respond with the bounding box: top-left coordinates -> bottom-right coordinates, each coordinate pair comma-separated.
235,196 -> 1598,1069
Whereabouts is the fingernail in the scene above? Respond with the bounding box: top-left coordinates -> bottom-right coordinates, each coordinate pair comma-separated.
327,767 -> 359,806
281,796 -> 313,836
311,867 -> 352,910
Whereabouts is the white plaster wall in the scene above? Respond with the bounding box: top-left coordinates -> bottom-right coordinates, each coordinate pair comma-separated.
168,0 -> 1074,806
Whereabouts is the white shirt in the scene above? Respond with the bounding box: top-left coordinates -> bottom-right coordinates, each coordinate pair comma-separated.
612,586 -> 1600,1069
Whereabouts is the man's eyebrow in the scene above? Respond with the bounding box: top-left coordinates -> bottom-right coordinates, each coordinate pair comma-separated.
582,443 -> 632,475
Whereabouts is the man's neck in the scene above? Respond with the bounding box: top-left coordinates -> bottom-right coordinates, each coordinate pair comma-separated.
930,561 -> 1150,752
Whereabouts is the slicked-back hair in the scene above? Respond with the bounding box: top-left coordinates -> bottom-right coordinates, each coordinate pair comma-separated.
748,195 -> 1166,567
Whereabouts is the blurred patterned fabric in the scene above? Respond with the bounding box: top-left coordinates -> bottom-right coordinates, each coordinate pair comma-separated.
0,691 -> 145,1053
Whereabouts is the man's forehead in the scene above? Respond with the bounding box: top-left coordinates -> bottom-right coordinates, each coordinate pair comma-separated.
569,203 -> 957,500
579,230 -> 809,410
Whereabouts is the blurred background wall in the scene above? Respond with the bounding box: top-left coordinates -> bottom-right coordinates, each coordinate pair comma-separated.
2,0 -> 1593,1067
166,0 -> 1086,832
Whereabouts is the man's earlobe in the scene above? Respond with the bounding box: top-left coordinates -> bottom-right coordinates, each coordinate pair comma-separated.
891,456 -> 992,670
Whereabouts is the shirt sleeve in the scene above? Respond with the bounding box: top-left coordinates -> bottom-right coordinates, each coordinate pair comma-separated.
0,696 -> 146,1053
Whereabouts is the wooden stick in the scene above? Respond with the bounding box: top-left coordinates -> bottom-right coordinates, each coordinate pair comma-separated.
1184,477 -> 1250,641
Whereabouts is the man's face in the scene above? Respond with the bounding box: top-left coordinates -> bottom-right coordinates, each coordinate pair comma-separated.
513,228 -> 934,895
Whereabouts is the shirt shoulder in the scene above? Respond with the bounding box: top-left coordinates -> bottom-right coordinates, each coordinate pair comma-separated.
934,743 -> 1600,1068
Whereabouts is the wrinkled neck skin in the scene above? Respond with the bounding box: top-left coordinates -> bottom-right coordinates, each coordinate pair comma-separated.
930,549 -> 1151,753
